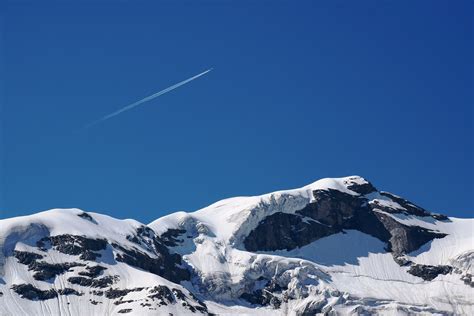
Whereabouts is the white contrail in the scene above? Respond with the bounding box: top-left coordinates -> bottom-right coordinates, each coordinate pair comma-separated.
84,68 -> 212,128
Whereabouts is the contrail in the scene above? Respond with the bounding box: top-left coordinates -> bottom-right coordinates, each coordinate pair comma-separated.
84,68 -> 212,129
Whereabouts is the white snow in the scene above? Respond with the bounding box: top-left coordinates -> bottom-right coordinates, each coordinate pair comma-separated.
1,176 -> 473,315
148,175 -> 473,315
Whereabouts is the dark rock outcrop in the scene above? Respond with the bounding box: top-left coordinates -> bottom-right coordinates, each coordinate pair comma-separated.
117,309 -> 132,314
32,262 -> 85,281
14,251 -> 43,265
11,284 -> 58,300
68,275 -> 119,288
104,287 -> 143,299
37,235 -> 107,261
58,288 -> 83,296
378,192 -> 448,221
148,285 -> 174,305
407,264 -> 453,281
244,188 -> 447,259
77,212 -> 97,224
14,251 -> 85,281
373,213 -> 446,255
344,178 -> 377,195
158,229 -> 187,247
78,265 -> 107,278
244,212 -> 337,251
240,290 -> 281,309
113,243 -> 190,283
240,278 -> 283,309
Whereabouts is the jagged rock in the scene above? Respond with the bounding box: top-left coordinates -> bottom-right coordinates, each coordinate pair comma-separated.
1,176 -> 470,315
14,251 -> 85,281
113,243 -> 190,283
114,299 -> 135,305
148,285 -> 174,305
244,188 -> 446,256
58,288 -> 82,296
378,192 -> 448,220
344,177 -> 377,195
78,265 -> 107,278
158,229 -> 187,247
11,284 -> 58,300
374,213 -> 446,255
241,290 -> 281,309
244,212 -> 337,251
240,278 -> 284,309
33,262 -> 85,281
117,309 -> 132,314
407,264 -> 453,281
67,275 -> 118,288
77,212 -> 97,224
104,287 -> 143,299
14,251 -> 43,265
37,235 -> 107,261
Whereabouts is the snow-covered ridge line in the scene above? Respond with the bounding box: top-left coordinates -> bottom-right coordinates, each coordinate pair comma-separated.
149,176 -> 371,240
0,175 -> 472,316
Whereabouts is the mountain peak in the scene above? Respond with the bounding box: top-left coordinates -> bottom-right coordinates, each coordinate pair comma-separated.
1,176 -> 472,315
304,175 -> 377,195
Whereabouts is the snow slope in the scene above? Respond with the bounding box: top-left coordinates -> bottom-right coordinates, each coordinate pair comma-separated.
149,176 -> 474,315
0,209 -> 209,315
1,176 -> 473,315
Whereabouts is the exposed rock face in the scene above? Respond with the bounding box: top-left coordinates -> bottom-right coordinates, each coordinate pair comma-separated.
67,275 -> 119,288
78,265 -> 107,278
13,251 -> 43,265
379,192 -> 449,220
1,176 -> 471,315
11,284 -> 58,300
240,278 -> 283,309
33,231 -> 190,284
113,243 -> 190,283
374,213 -> 446,255
118,226 -> 191,283
104,287 -> 144,299
407,264 -> 453,281
244,188 -> 446,258
158,228 -> 187,247
244,212 -> 337,251
77,212 -> 98,224
148,285 -> 174,304
343,177 -> 377,195
57,288 -> 83,296
14,250 -> 85,281
37,235 -> 107,261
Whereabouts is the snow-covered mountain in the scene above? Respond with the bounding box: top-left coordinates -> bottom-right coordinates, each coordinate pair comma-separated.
1,176 -> 473,315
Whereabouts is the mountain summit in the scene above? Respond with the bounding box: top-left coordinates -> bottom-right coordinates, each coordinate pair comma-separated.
1,176 -> 472,315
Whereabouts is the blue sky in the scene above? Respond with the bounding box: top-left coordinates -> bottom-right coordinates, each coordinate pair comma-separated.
1,1 -> 472,222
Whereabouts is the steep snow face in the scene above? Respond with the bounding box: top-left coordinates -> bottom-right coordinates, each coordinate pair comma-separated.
149,176 -> 473,315
1,176 -> 473,315
150,176 -> 371,245
0,209 -> 208,315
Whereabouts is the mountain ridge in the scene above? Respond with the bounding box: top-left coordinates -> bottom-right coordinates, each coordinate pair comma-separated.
1,176 -> 473,315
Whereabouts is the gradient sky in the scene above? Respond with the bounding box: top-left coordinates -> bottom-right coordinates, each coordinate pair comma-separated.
1,1 -> 472,223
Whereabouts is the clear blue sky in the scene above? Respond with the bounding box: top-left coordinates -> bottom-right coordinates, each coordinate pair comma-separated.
1,1 -> 472,222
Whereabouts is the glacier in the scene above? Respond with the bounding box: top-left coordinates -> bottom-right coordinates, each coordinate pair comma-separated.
0,176 -> 473,315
